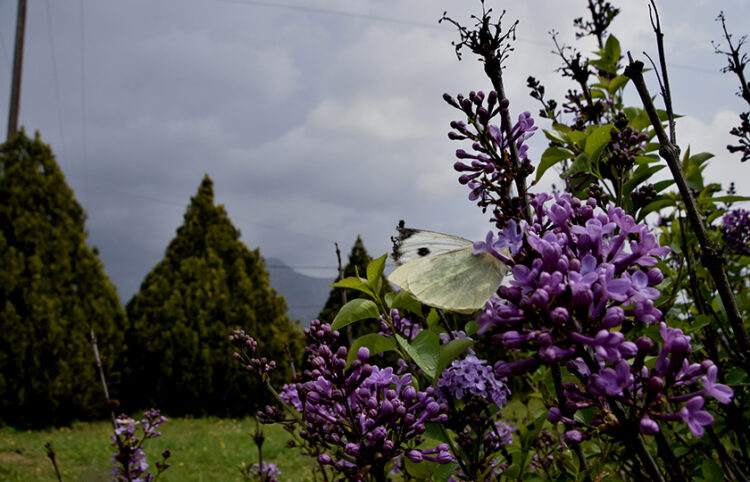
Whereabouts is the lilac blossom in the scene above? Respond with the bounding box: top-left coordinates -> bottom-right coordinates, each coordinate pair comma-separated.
722,208 -> 750,255
472,193 -> 731,441
445,91 -> 538,225
277,320 -> 450,481
436,355 -> 510,408
379,309 -> 422,341
110,410 -> 171,482
246,462 -> 281,482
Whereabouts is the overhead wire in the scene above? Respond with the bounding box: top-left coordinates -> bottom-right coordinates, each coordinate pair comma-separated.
44,0 -> 68,165
66,176 -> 339,243
79,0 -> 88,205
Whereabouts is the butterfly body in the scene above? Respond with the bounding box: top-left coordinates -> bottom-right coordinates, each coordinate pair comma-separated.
389,222 -> 508,314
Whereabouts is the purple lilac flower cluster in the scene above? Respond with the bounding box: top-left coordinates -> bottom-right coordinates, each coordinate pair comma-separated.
722,207 -> 750,255
474,193 -> 732,439
436,355 -> 509,408
604,123 -> 649,176
230,329 -> 277,379
246,462 -> 281,482
110,409 -> 171,482
444,90 -> 537,226
727,112 -> 750,162
378,309 -> 423,341
282,320 -> 451,480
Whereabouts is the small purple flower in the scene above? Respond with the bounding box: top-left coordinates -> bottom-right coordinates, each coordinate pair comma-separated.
248,462 -> 281,482
701,364 -> 734,404
678,396 -> 714,437
437,355 -> 510,408
722,208 -> 750,255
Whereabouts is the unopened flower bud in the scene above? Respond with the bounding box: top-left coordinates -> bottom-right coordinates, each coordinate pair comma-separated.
564,430 -> 585,444
406,450 -> 423,463
636,336 -> 654,353
639,415 -> 660,435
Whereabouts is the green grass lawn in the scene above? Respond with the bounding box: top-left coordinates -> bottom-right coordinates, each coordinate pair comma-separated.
0,417 -> 315,481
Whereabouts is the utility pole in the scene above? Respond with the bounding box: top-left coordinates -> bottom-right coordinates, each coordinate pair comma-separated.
7,0 -> 27,141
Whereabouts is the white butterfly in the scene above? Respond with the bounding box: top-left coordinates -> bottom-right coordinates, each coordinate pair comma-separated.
388,222 -> 508,314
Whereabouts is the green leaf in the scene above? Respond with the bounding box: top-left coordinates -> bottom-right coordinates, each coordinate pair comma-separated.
464,319 -> 480,336
536,147 -> 575,183
687,152 -> 714,168
725,368 -> 750,385
331,276 -> 374,298
607,74 -> 629,95
584,125 -> 613,162
366,254 -> 387,294
423,422 -> 452,443
437,338 -> 476,377
639,197 -> 675,219
701,459 -> 723,481
346,334 -> 397,367
391,290 -> 423,315
622,165 -> 665,195
653,179 -> 675,193
563,152 -> 592,177
331,298 -> 380,331
699,195 -> 750,204
629,109 -> 653,131
396,331 -> 441,379
543,127 -> 569,144
689,314 -> 712,333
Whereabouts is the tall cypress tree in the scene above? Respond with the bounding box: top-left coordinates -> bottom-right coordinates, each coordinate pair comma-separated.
318,236 -> 387,337
124,175 -> 303,416
0,131 -> 126,428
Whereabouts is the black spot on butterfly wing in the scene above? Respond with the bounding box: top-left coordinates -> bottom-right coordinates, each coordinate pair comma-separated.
391,219 -> 420,264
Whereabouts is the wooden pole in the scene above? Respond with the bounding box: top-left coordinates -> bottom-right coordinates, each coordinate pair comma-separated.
7,0 -> 27,141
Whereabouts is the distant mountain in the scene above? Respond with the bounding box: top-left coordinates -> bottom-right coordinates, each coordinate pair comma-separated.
265,257 -> 332,327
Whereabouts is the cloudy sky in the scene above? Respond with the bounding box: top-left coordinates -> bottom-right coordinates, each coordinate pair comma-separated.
1,0 -> 749,307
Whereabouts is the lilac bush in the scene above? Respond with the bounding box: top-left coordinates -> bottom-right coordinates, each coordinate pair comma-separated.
227,2 -> 749,480
110,409 -> 171,482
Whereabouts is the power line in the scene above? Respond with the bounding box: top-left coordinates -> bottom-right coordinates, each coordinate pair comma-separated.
44,0 -> 68,164
0,24 -> 10,74
79,0 -> 88,205
202,0 -> 722,76
205,0 -> 444,30
66,176 -> 339,243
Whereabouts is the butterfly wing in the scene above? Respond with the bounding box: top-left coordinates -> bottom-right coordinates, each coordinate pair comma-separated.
389,246 -> 508,314
391,225 -> 474,265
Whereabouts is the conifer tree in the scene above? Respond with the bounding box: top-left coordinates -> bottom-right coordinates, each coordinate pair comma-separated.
124,175 -> 303,416
0,131 -> 126,428
318,236 -> 386,337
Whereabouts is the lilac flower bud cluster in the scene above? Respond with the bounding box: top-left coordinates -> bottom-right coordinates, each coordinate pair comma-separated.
604,125 -> 649,175
727,111 -> 750,162
444,90 -> 537,226
284,321 -> 451,480
229,329 -> 276,378
246,461 -> 281,482
722,207 -> 750,255
436,355 -> 509,408
110,409 -> 171,482
473,193 -> 732,440
558,322 -> 732,439
478,193 -> 668,348
378,309 -> 423,341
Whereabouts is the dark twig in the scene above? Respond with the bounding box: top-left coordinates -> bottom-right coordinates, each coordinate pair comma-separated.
334,242 -> 351,345
647,0 -> 676,143
45,442 -> 64,482
90,328 -> 117,431
624,56 -> 750,367
440,4 -> 531,222
714,11 -> 750,106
